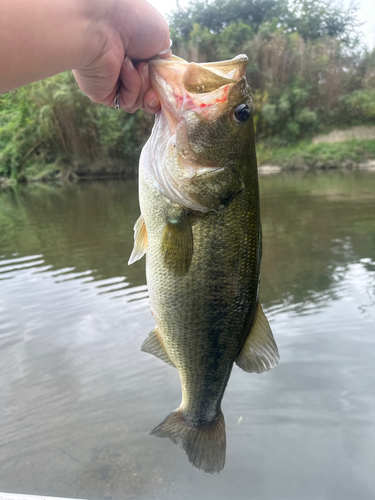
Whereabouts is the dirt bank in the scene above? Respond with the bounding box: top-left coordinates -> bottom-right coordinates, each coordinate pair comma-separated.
312,126 -> 375,144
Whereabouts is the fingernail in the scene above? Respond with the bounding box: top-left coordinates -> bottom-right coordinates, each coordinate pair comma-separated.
147,96 -> 159,108
137,62 -> 148,77
124,56 -> 134,71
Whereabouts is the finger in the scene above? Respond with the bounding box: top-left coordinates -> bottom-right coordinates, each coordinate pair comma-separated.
118,56 -> 142,110
143,88 -> 160,113
158,49 -> 172,60
141,47 -> 172,112
125,7 -> 170,61
132,62 -> 151,111
126,62 -> 157,114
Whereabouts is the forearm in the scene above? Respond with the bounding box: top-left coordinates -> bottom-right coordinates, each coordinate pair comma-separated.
0,0 -> 110,93
0,0 -> 170,112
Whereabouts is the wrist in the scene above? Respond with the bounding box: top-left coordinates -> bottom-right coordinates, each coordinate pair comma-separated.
75,0 -> 121,69
78,0 -> 170,66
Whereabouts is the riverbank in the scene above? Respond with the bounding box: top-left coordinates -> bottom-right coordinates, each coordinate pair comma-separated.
2,131 -> 375,188
257,137 -> 375,171
0,160 -> 138,187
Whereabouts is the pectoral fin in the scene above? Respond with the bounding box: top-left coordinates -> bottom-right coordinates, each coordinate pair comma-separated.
128,215 -> 147,265
141,326 -> 176,368
162,211 -> 193,275
236,303 -> 279,374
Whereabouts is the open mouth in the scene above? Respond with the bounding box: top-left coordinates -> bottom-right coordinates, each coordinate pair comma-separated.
149,55 -> 248,133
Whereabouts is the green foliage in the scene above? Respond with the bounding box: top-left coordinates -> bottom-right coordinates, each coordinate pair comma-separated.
0,72 -> 152,181
260,80 -> 318,141
257,138 -> 375,168
169,0 -> 283,37
0,90 -> 40,178
170,0 -> 375,143
169,0 -> 360,45
340,89 -> 375,123
286,0 -> 360,45
0,0 -> 373,180
172,21 -> 254,61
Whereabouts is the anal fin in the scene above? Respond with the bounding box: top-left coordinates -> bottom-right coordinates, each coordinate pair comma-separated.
236,303 -> 279,374
141,326 -> 176,368
128,215 -> 147,265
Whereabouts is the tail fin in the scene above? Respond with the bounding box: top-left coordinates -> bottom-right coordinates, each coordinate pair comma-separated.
150,409 -> 226,474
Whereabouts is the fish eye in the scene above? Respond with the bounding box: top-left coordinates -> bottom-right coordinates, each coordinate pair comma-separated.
234,104 -> 251,123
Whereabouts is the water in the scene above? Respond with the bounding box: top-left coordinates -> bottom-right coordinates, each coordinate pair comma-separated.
0,172 -> 374,500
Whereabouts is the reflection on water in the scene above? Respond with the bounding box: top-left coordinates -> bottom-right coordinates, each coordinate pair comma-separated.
0,173 -> 374,500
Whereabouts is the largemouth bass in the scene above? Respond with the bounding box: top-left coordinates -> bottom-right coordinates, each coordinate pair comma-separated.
129,54 -> 279,474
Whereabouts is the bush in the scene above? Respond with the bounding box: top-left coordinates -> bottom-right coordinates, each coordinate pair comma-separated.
339,89 -> 375,125
0,72 -> 153,181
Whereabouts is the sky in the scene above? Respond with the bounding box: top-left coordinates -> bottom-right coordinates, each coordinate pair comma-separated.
148,0 -> 375,50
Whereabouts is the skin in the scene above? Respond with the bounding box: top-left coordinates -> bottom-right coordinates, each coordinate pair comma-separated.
132,56 -> 278,473
140,63 -> 261,426
0,0 -> 170,113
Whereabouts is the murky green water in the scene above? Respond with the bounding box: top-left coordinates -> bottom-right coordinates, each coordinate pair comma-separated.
0,171 -> 374,500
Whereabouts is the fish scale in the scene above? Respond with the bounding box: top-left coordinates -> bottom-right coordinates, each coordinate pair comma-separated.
129,54 -> 279,473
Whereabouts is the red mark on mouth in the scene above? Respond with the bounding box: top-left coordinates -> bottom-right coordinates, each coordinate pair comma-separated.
200,87 -> 229,109
215,86 -> 229,104
175,94 -> 197,110
175,95 -> 183,108
177,85 -> 230,111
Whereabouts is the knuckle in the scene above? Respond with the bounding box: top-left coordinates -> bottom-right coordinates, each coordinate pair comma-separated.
121,90 -> 138,110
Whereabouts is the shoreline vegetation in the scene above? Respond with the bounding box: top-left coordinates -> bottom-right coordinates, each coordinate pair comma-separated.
1,0 -> 375,186
257,133 -> 375,172
2,131 -> 375,188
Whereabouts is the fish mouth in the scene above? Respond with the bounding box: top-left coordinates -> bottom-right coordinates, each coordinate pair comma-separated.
149,55 -> 248,134
149,55 -> 249,170
146,55 -> 250,212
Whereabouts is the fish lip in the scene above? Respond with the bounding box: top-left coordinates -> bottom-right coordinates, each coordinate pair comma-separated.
146,55 -> 251,212
149,55 -> 249,131
149,54 -> 249,77
149,57 -> 188,132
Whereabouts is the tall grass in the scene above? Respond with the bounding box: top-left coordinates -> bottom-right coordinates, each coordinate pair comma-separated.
257,138 -> 375,168
0,72 -> 153,181
172,25 -> 375,142
1,17 -> 374,181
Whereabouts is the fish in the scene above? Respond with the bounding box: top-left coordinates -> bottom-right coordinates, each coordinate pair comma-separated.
128,54 -> 279,474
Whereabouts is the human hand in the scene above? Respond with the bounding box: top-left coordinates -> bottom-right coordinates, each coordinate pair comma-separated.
73,0 -> 171,113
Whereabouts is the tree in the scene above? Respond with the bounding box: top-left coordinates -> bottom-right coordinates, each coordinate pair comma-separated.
286,0 -> 361,45
169,0 -> 360,46
170,0 -> 285,37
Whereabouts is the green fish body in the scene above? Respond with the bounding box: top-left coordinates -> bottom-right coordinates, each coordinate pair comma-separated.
129,55 -> 279,473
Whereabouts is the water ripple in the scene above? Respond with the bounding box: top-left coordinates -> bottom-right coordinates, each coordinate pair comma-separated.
1,176 -> 375,500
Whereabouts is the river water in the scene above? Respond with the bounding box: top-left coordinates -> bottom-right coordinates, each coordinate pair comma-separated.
0,171 -> 374,500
